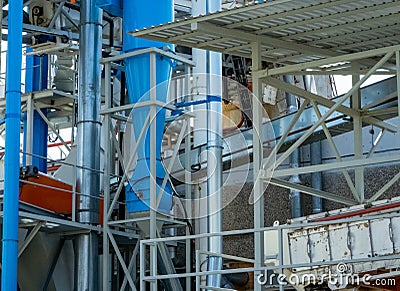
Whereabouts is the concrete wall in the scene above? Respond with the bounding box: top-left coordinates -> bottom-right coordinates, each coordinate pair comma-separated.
222,163 -> 400,259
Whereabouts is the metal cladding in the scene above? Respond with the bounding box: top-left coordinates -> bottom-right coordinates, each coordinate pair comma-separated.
123,0 -> 174,213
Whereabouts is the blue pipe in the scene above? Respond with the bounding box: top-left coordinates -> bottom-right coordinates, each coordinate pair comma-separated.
123,0 -> 174,213
23,47 -> 49,173
1,1 -> 23,290
175,95 -> 222,108
172,95 -> 222,115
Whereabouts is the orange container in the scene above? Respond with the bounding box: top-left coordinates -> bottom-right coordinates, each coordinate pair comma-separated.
19,173 -> 104,225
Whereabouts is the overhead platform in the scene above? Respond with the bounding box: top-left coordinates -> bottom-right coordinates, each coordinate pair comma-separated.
130,0 -> 400,73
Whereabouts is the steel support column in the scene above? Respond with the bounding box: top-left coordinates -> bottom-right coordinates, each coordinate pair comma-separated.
184,66 -> 192,291
149,52 -> 158,291
352,63 -> 364,202
102,62 -> 111,291
252,41 -> 264,291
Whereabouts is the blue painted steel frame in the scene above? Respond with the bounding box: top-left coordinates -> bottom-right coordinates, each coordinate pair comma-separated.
1,1 -> 23,290
23,47 -> 49,173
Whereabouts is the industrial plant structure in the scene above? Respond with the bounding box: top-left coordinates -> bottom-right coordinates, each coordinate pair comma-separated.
0,0 -> 400,290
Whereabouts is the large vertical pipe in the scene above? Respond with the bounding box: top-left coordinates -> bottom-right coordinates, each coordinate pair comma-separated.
192,0 -> 223,286
123,0 -> 174,214
304,75 -> 324,213
75,0 -> 102,290
192,2 -> 209,281
289,149 -> 302,218
310,141 -> 323,213
284,75 -> 303,218
252,41 -> 264,291
1,1 -> 23,290
205,1 -> 223,289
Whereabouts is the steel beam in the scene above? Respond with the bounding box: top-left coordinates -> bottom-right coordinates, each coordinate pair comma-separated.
264,76 -> 397,133
120,241 -> 140,291
264,76 -> 356,117
156,121 -> 187,208
272,154 -> 400,178
42,239 -> 65,291
269,178 -> 357,206
34,103 -> 71,151
367,129 -> 385,158
47,2 -> 65,29
18,222 -> 44,258
149,52 -> 157,291
367,171 -> 400,203
107,230 -> 136,289
105,114 -> 150,221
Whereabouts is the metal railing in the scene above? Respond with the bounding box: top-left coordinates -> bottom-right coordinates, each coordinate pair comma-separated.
139,211 -> 400,290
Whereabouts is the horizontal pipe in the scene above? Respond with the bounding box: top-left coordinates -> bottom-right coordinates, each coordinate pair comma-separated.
48,141 -> 72,148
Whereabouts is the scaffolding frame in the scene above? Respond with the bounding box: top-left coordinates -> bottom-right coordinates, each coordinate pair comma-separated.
100,47 -> 195,291
129,1 -> 400,290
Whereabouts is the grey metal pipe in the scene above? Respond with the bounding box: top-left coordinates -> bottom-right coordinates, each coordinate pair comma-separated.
75,0 -> 102,290
311,141 -> 324,213
289,148 -> 302,218
206,0 -> 223,288
284,75 -> 303,218
304,75 -> 324,213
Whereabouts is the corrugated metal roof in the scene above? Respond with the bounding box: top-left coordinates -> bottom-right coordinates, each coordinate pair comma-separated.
129,0 -> 400,69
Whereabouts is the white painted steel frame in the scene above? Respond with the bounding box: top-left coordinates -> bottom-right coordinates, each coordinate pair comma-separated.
139,212 -> 400,289
101,49 -> 195,290
128,1 -> 400,289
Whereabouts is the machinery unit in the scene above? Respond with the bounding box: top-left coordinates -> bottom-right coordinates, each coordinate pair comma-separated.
122,0 -> 175,214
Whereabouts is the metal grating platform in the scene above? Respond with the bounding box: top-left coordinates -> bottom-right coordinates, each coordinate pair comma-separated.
130,0 -> 400,69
